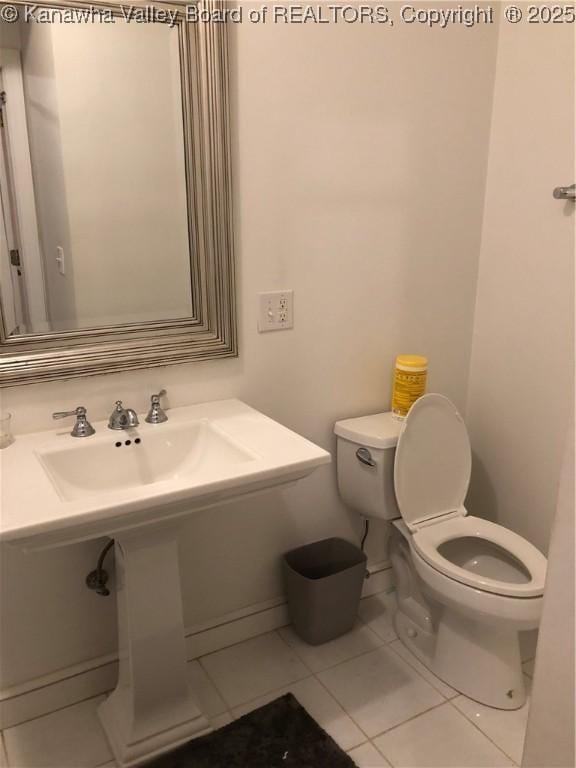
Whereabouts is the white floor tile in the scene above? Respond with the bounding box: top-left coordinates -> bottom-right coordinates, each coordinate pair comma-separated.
452,678 -> 532,764
348,741 -> 392,767
317,645 -> 443,738
358,593 -> 398,642
3,696 -> 112,768
374,703 -> 513,767
232,677 -> 366,752
199,631 -> 309,707
389,640 -> 457,699
278,622 -> 383,673
186,659 -> 228,717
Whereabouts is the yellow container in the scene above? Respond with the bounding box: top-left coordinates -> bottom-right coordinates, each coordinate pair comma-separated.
391,355 -> 428,418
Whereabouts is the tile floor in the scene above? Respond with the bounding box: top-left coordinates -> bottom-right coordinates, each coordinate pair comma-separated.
1,591 -> 534,768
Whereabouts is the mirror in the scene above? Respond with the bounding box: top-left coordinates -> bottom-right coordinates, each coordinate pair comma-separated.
0,1 -> 236,385
1,19 -> 192,334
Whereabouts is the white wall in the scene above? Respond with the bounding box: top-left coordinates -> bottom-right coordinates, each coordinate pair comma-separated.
0,21 -> 20,50
465,10 -> 575,554
0,44 -> 49,332
0,13 -> 498,689
13,21 -> 192,331
20,22 -> 77,330
51,22 -> 193,328
522,420 -> 575,767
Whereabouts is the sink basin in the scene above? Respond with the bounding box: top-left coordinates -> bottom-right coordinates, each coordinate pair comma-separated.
0,399 -> 331,549
38,420 -> 256,502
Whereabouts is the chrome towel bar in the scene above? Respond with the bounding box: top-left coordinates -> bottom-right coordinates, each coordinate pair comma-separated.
553,183 -> 575,201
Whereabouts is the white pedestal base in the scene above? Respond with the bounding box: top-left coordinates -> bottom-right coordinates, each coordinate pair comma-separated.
98,526 -> 211,767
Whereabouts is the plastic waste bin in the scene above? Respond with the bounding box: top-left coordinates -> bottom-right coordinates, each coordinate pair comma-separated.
283,537 -> 367,645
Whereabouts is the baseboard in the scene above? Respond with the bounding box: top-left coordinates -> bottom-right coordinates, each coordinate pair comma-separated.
0,563 -> 394,730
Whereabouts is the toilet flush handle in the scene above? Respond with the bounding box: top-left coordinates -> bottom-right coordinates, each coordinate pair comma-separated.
356,447 -> 376,468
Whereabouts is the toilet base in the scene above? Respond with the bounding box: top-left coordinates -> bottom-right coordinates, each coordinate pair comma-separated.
395,608 -> 527,709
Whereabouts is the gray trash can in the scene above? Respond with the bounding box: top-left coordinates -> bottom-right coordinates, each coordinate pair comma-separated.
283,537 -> 367,645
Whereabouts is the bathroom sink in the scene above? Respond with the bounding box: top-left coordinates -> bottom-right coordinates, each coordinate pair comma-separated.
38,420 -> 256,502
1,399 -> 331,765
0,399 -> 331,549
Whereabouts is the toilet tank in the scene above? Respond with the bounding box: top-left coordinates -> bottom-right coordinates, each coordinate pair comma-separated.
334,412 -> 401,520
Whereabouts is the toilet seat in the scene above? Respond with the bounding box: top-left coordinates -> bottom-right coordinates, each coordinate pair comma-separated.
394,394 -> 547,599
411,516 -> 547,598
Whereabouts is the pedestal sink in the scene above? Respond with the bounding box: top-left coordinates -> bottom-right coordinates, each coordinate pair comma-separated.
0,399 -> 331,766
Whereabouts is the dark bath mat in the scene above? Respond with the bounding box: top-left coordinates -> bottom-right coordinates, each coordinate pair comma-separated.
149,692 -> 358,768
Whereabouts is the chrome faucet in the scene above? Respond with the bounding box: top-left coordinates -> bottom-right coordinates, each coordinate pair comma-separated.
145,390 -> 168,424
53,405 -> 95,438
108,400 -> 139,431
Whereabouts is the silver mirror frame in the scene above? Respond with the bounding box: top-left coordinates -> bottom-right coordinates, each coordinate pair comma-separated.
0,0 -> 236,386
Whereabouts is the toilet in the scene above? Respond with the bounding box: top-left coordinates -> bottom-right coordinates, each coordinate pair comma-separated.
334,393 -> 547,710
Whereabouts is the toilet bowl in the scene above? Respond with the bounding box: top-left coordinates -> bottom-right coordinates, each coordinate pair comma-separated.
334,393 -> 547,710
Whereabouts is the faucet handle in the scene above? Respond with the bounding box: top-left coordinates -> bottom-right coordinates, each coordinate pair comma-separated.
146,389 -> 168,424
150,389 -> 166,405
52,406 -> 95,438
53,405 -> 86,419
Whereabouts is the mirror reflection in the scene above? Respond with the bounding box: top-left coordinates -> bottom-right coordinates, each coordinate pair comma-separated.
0,14 -> 193,337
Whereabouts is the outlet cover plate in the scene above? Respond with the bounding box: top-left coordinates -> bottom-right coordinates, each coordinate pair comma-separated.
258,290 -> 294,332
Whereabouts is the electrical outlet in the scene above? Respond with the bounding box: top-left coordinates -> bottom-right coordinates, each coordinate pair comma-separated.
258,290 -> 294,332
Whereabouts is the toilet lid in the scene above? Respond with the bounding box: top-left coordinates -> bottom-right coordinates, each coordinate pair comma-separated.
394,394 -> 471,530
